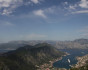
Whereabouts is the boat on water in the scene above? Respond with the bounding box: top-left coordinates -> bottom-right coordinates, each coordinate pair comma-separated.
68,59 -> 70,63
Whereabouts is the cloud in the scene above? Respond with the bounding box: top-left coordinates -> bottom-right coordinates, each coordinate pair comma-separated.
64,0 -> 88,14
31,0 -> 39,4
72,10 -> 88,14
79,0 -> 88,8
0,0 -> 43,15
20,34 -> 47,40
33,9 -> 47,18
0,0 -> 23,15
64,2 -> 68,5
69,5 -> 76,10
1,9 -> 12,15
69,0 -> 88,9
44,6 -> 58,14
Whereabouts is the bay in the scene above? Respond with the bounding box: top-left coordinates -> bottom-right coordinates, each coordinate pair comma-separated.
53,49 -> 88,69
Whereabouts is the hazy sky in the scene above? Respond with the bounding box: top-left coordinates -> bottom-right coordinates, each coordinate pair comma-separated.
0,0 -> 88,42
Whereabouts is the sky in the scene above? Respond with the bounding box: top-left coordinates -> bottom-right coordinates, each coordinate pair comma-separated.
0,0 -> 88,43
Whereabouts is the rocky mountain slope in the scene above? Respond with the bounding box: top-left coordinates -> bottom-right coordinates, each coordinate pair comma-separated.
0,39 -> 88,50
0,43 -> 65,70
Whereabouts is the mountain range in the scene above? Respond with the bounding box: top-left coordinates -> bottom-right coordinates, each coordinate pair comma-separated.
0,39 -> 88,50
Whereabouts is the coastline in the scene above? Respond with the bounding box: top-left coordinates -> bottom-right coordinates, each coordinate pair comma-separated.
37,52 -> 69,70
52,52 -> 70,70
37,57 -> 63,70
71,54 -> 88,68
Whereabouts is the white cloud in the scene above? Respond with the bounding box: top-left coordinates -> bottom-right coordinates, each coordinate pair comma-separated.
64,2 -> 68,5
72,10 -> 88,14
31,0 -> 39,4
0,0 -> 43,15
64,0 -> 88,14
0,0 -> 23,15
79,0 -> 88,8
2,9 -> 12,15
0,0 -> 23,8
67,0 -> 88,9
33,9 -> 47,18
69,5 -> 76,10
44,6 -> 58,14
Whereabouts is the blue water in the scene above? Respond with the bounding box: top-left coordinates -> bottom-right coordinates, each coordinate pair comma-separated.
0,49 -> 13,53
53,49 -> 88,69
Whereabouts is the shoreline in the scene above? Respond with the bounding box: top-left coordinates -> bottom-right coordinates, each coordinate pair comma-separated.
37,56 -> 63,70
37,50 -> 88,70
71,54 -> 88,68
52,52 -> 70,70
37,52 -> 69,70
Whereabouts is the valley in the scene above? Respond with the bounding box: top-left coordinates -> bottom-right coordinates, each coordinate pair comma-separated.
0,39 -> 88,70
0,43 -> 65,70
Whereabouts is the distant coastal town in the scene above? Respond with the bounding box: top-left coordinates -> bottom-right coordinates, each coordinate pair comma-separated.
37,52 -> 88,70
73,54 -> 88,68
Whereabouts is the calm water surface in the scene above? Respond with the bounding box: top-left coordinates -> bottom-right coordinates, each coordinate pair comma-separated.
53,49 -> 88,69
0,49 -> 14,53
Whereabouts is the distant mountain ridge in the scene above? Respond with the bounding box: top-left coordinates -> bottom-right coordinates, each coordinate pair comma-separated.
74,39 -> 88,44
0,43 -> 65,70
0,39 -> 88,50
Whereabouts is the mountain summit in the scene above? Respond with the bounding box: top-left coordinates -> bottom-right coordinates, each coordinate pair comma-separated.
0,43 -> 65,70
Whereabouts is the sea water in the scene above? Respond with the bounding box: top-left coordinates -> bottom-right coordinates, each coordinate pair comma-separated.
53,49 -> 88,69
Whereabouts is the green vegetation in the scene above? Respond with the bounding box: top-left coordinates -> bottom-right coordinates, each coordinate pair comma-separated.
0,43 -> 65,70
